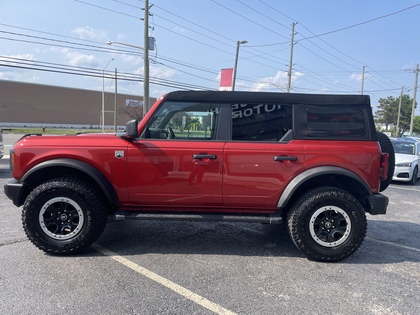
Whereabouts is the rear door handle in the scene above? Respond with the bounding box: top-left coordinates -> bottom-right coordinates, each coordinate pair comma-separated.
273,155 -> 297,161
193,154 -> 217,160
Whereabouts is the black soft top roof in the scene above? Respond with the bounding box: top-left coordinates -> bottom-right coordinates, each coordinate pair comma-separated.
164,90 -> 371,106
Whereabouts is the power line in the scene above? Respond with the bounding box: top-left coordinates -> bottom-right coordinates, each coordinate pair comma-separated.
300,4 -> 420,40
0,55 -> 213,90
209,0 -> 289,40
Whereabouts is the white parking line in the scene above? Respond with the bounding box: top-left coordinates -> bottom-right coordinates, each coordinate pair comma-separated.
389,184 -> 420,192
366,237 -> 420,253
93,244 -> 237,315
401,201 -> 416,205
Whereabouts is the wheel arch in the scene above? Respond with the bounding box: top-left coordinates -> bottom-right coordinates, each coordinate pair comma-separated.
19,158 -> 118,209
277,166 -> 371,211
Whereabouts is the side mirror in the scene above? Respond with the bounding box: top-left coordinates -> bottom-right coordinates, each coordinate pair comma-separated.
126,120 -> 139,138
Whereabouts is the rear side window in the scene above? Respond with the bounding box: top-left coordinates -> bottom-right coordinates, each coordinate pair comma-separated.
231,103 -> 292,141
294,104 -> 373,140
305,106 -> 367,140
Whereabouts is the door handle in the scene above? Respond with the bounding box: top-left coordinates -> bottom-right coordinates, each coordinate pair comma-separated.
193,154 -> 217,160
273,155 -> 297,161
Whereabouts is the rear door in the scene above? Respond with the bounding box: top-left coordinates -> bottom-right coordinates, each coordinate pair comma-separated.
223,102 -> 305,210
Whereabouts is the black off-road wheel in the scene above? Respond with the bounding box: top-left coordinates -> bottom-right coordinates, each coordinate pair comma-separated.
377,132 -> 395,192
287,187 -> 367,262
22,177 -> 108,255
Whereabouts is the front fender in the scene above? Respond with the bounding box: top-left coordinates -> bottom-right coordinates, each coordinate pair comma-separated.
277,166 -> 371,208
21,158 -> 118,206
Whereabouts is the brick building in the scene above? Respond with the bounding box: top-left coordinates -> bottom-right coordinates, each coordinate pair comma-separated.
0,80 -> 154,129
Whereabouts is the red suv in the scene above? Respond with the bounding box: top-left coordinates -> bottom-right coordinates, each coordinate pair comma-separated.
4,91 -> 393,262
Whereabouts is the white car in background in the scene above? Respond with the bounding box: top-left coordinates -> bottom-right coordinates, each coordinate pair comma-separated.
0,129 -> 4,159
392,139 -> 420,185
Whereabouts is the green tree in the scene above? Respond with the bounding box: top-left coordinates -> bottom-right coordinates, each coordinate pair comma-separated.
413,116 -> 420,134
374,94 -> 414,136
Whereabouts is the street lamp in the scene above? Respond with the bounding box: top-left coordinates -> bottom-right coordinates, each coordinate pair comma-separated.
102,58 -> 114,131
107,40 -> 149,115
232,40 -> 247,91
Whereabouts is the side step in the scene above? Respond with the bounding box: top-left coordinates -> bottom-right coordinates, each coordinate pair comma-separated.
112,211 -> 283,224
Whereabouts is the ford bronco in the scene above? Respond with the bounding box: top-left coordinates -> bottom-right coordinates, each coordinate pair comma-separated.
4,91 -> 394,262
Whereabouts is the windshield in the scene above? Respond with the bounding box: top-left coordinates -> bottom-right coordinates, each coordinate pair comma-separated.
392,141 -> 415,155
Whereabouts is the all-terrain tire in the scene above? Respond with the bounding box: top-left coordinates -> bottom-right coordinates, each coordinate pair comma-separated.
377,131 -> 395,191
22,177 -> 108,255
287,187 -> 367,262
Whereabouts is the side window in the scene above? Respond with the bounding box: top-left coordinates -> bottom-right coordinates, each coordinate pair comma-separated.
306,106 -> 367,139
143,101 -> 219,140
231,103 -> 292,141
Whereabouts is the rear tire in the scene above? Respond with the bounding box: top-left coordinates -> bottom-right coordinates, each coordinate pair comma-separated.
22,177 -> 107,255
287,187 -> 367,262
377,132 -> 395,191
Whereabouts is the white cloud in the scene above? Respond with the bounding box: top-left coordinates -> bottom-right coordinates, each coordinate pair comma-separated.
0,53 -> 36,63
0,70 -> 40,83
132,65 -> 176,79
174,26 -> 186,33
66,52 -> 97,67
51,47 -> 98,67
71,26 -> 106,40
0,54 -> 38,80
350,73 -> 363,82
249,70 -> 304,92
350,72 -> 371,82
150,66 -> 176,79
121,54 -> 143,65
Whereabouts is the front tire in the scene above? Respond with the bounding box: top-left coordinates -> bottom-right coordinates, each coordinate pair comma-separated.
22,178 -> 108,255
410,166 -> 418,185
287,187 -> 367,262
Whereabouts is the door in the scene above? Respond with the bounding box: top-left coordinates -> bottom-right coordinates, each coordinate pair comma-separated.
223,141 -> 304,209
126,100 -> 224,208
223,102 -> 305,210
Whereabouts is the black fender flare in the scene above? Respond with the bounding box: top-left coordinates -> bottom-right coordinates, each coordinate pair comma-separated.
22,158 -> 119,206
277,166 -> 371,208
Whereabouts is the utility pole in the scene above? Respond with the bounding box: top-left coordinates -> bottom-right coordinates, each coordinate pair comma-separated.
361,65 -> 365,95
409,64 -> 418,135
114,68 -> 117,132
143,0 -> 150,114
287,22 -> 297,93
232,40 -> 248,91
396,86 -> 404,137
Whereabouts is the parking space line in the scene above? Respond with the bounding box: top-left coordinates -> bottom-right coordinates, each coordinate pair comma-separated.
93,244 -> 237,315
366,237 -> 420,253
389,185 -> 420,192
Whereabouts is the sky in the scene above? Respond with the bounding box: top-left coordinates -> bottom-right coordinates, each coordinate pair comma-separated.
1,0 -> 420,113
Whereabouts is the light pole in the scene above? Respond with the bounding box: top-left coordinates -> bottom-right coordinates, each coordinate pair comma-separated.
102,58 -> 114,131
232,40 -> 247,91
107,40 -> 149,115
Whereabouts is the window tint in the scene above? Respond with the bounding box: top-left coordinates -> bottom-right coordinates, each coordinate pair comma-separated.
144,101 -> 219,140
231,103 -> 292,141
306,107 -> 366,138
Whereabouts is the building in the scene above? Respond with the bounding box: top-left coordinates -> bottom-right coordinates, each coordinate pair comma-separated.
0,80 -> 155,130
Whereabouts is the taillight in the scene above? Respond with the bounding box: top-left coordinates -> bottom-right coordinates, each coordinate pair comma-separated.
379,152 -> 389,181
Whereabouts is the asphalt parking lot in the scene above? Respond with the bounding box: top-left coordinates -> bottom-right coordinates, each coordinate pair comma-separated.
0,135 -> 419,315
